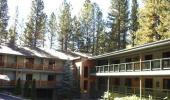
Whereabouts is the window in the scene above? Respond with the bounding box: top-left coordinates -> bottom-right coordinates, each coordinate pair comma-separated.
115,78 -> 120,86
48,75 -> 55,81
163,79 -> 170,89
125,58 -> 132,62
84,67 -> 88,78
25,58 -> 34,68
163,52 -> 170,58
145,79 -> 153,88
112,60 -> 120,64
125,78 -> 132,87
97,60 -> 108,66
145,55 -> 152,60
26,74 -> 32,81
84,80 -> 88,91
49,60 -> 55,65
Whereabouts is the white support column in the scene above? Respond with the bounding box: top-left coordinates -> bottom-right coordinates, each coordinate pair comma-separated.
107,77 -> 110,99
140,77 -> 142,100
140,54 -> 142,71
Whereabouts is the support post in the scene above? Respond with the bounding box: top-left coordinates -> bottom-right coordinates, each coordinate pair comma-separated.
140,77 -> 142,100
107,77 -> 110,100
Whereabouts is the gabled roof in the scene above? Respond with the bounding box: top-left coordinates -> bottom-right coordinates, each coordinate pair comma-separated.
0,45 -> 23,56
0,45 -> 76,60
92,39 -> 170,59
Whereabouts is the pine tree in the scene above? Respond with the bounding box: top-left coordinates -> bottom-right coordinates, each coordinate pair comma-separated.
14,78 -> 22,95
31,79 -> 37,100
56,60 -> 73,99
109,0 -> 129,50
136,0 -> 170,45
48,12 -> 57,49
8,6 -> 19,46
23,80 -> 31,98
58,0 -> 72,51
24,0 -> 47,47
0,0 -> 9,44
130,0 -> 139,46
79,0 -> 94,53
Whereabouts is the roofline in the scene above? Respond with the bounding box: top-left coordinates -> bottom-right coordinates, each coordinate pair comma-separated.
91,39 -> 170,59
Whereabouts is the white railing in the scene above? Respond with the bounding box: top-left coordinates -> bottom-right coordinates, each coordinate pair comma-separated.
97,85 -> 170,99
93,58 -> 170,73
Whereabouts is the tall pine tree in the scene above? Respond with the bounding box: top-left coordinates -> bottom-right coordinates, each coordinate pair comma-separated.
48,12 -> 57,49
109,0 -> 129,50
58,0 -> 72,51
24,0 -> 46,47
130,0 -> 139,46
0,0 -> 8,44
136,0 -> 170,45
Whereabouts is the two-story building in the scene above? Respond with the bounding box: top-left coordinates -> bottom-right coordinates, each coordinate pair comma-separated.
82,39 -> 170,99
0,45 -> 75,99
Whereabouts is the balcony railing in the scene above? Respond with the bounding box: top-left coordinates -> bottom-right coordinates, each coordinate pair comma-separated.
0,61 -> 64,73
97,85 -> 170,99
93,58 -> 170,74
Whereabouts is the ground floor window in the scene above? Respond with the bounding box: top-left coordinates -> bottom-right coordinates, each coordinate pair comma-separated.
115,78 -> 120,86
163,79 -> 170,89
26,74 -> 32,81
84,80 -> 88,91
145,78 -> 153,88
125,78 -> 132,87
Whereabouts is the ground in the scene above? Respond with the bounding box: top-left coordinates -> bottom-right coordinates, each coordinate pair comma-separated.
0,93 -> 23,100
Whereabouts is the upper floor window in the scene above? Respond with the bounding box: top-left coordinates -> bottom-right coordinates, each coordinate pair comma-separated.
125,58 -> 132,62
111,59 -> 120,64
145,55 -> 153,60
163,52 -> 170,58
49,60 -> 55,65
97,60 -> 108,66
26,58 -> 34,63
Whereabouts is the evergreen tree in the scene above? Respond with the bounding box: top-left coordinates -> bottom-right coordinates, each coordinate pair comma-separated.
23,80 -> 31,98
130,0 -> 139,46
136,0 -> 170,45
68,16 -> 81,51
94,7 -> 105,55
0,0 -> 9,44
31,79 -> 37,100
24,0 -> 46,47
58,0 -> 72,51
14,78 -> 22,95
79,0 -> 94,53
48,12 -> 57,49
56,60 -> 73,99
8,6 -> 19,46
109,0 -> 129,50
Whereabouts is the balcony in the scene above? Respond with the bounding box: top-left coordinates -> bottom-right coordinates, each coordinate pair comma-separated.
92,58 -> 170,76
0,61 -> 63,73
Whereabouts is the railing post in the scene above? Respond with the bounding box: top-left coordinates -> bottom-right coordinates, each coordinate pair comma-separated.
103,66 -> 104,73
140,54 -> 142,71
132,62 -> 134,71
160,59 -> 162,70
150,60 -> 152,71
125,63 -> 127,72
